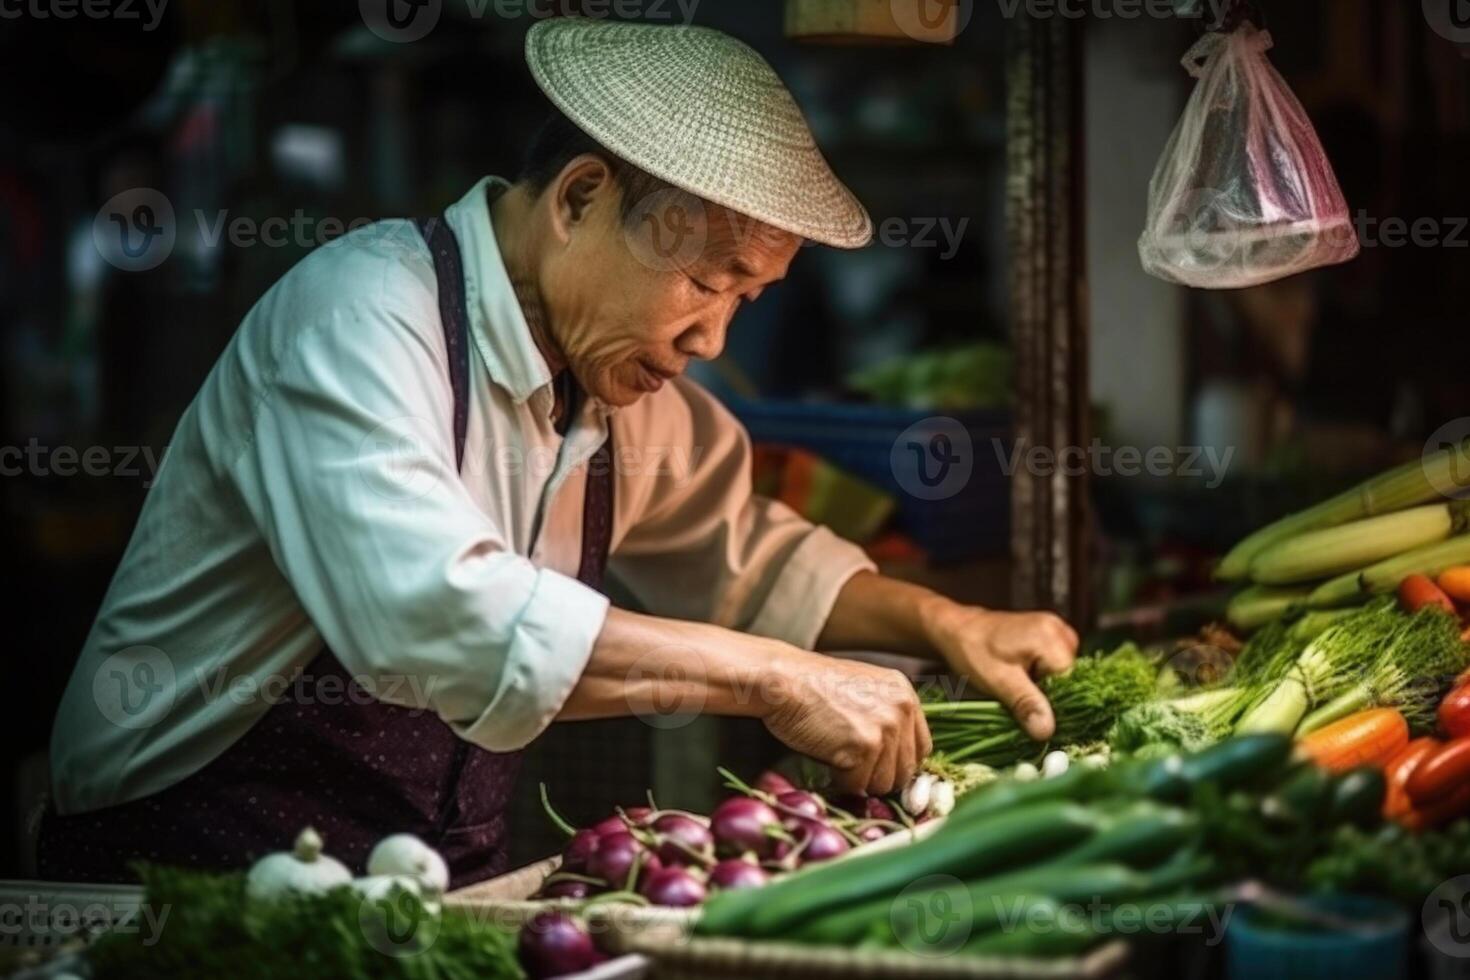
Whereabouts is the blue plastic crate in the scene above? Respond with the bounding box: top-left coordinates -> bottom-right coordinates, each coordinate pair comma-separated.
727,398 -> 1011,562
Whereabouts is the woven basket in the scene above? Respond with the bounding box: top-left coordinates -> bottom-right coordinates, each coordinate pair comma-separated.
613,933 -> 1130,980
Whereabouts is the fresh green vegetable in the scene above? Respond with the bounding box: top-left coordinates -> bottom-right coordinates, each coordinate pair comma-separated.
1309,534 -> 1470,607
1108,702 -> 1219,758
700,800 -> 1104,938
1249,503 -> 1468,584
847,343 -> 1012,411
1227,585 -> 1312,632
925,644 -> 1158,766
1305,820 -> 1470,906
1235,602 -> 1404,735
87,865 -> 523,979
1287,608 -> 1360,643
1328,768 -> 1389,828
1216,439 -> 1470,581
1297,608 -> 1469,735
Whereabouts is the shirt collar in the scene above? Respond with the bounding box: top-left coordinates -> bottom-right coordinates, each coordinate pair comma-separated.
444,176 -> 555,408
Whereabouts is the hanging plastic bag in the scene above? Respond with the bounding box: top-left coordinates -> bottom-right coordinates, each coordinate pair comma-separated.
1138,25 -> 1359,289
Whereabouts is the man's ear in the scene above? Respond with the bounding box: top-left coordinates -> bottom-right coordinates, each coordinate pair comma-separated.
547,154 -> 615,244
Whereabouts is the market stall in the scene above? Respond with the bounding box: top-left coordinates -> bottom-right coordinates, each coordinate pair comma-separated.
4,0 -> 1470,977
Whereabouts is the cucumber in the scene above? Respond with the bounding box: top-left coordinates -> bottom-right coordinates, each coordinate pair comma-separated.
959,898 -> 1100,958
942,764 -> 1107,827
1259,764 -> 1333,825
1042,801 -> 1198,868
731,801 -> 1105,938
1328,767 -> 1387,828
1169,735 -> 1292,796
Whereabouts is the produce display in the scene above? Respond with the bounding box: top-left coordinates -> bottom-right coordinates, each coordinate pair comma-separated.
44,448 -> 1470,978
695,735 -> 1463,956
86,859 -> 521,979
528,769 -> 917,909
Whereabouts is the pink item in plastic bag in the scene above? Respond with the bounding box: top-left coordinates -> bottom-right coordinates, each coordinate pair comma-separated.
1138,25 -> 1360,289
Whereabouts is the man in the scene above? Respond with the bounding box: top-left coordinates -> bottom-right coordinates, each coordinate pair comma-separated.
42,18 -> 1076,887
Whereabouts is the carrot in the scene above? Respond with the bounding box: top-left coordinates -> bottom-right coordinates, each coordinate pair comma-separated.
1438,566 -> 1470,603
1406,736 -> 1470,806
1399,782 -> 1470,832
1296,707 -> 1410,772
1382,737 -> 1441,819
1399,574 -> 1457,614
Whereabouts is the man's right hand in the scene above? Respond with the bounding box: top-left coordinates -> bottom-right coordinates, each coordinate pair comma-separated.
760,651 -> 931,796
560,608 -> 930,797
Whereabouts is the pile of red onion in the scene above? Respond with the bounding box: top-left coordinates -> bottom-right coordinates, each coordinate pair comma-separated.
530,769 -> 907,911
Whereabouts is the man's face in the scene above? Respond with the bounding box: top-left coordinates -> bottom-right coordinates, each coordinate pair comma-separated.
539,161 -> 801,407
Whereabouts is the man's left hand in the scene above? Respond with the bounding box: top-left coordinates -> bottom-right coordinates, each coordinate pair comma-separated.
929,607 -> 1079,740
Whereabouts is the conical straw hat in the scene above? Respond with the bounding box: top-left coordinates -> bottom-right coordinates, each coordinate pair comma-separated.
525,17 -> 873,249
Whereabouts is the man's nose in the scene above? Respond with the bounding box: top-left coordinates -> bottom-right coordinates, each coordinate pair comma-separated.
677,303 -> 735,361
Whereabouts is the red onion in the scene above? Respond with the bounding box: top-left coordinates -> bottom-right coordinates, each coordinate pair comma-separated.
561,829 -> 599,873
776,790 -> 826,819
651,813 -> 714,866
591,806 -> 654,837
863,797 -> 897,822
786,817 -> 850,864
753,770 -> 796,796
832,794 -> 897,822
709,859 -> 768,891
857,824 -> 887,844
539,879 -> 595,900
518,911 -> 602,979
639,866 -> 708,907
709,797 -> 782,858
587,831 -> 655,888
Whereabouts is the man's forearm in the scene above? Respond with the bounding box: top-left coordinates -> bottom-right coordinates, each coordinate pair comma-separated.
557,606 -> 799,721
815,570 -> 962,659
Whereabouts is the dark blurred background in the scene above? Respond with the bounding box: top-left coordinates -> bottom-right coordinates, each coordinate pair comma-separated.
1,0 -> 1467,875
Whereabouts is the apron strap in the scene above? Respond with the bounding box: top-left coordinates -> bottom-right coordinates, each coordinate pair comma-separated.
415,216 -> 472,471
414,214 -> 614,589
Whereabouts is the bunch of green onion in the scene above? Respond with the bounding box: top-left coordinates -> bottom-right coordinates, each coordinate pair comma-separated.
924,645 -> 1158,766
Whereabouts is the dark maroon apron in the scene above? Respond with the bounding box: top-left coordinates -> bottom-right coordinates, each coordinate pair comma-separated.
38,215 -> 615,890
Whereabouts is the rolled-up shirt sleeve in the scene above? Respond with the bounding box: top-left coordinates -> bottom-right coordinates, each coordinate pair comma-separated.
610,380 -> 875,650
225,291 -> 607,752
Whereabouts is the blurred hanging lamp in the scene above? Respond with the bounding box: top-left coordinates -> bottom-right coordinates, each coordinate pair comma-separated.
785,0 -> 961,44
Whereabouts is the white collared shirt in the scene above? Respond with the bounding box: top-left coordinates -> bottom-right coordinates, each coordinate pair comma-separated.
50,176 -> 875,815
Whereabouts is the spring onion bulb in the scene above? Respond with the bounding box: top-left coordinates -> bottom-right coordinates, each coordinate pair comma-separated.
1234,605 -> 1404,735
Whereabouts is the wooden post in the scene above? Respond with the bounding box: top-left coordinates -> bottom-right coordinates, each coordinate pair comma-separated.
1006,12 -> 1092,627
